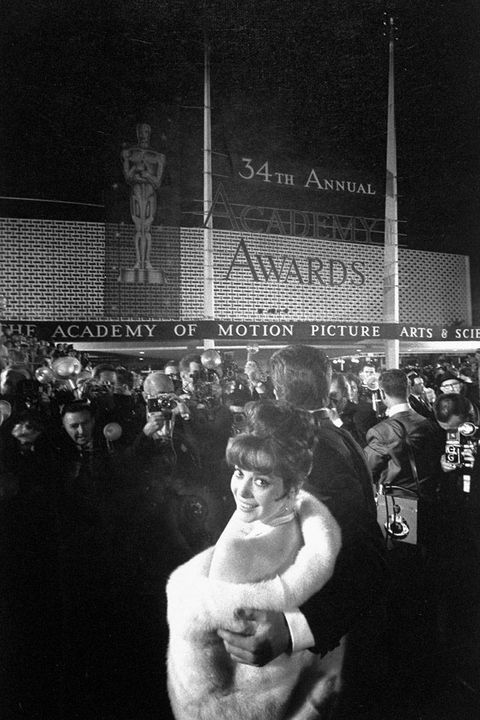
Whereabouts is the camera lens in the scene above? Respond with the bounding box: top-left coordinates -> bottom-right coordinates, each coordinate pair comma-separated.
161,397 -> 177,410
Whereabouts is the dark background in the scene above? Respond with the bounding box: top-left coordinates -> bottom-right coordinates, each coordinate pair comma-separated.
0,0 -> 479,254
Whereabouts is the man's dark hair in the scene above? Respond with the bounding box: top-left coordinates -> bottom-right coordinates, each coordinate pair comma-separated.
433,393 -> 475,425
361,362 -> 376,372
60,400 -> 94,418
410,373 -> 427,385
345,371 -> 360,390
269,345 -> 331,410
379,369 -> 408,399
92,363 -> 117,379
1,367 -> 32,395
179,353 -> 201,374
330,371 -> 349,396
115,366 -> 134,389
329,372 -> 350,410
12,409 -> 46,431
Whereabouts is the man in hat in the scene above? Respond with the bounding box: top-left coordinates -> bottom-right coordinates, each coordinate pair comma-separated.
439,373 -> 466,396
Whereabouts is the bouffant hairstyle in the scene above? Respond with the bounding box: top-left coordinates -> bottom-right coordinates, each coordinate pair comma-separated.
269,345 -> 331,410
226,400 -> 314,493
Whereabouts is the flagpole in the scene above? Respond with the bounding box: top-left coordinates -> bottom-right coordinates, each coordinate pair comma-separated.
203,37 -> 215,349
383,15 -> 400,369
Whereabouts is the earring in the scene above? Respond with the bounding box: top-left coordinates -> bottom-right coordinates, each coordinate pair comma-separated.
282,491 -> 296,513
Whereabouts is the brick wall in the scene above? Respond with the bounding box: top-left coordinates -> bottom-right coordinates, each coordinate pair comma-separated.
399,249 -> 470,325
181,228 -> 471,325
0,218 -> 105,319
0,218 -> 470,325
104,223 -> 182,319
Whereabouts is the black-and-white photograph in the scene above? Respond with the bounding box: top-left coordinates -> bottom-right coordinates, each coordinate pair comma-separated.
0,1 -> 479,718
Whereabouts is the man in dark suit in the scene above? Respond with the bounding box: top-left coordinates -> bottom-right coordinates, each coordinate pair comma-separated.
0,410 -> 60,717
353,362 -> 385,445
407,371 -> 435,420
432,393 -> 480,695
364,369 -> 441,498
56,400 -> 187,720
364,369 -> 445,710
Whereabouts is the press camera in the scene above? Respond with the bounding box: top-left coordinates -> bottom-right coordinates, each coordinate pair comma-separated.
445,421 -> 479,472
147,395 -> 178,413
146,392 -> 182,443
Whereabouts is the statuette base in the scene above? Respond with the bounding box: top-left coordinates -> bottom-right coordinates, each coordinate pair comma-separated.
117,267 -> 163,285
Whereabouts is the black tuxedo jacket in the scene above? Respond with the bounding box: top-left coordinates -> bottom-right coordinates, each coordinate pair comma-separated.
408,393 -> 434,420
299,411 -> 388,657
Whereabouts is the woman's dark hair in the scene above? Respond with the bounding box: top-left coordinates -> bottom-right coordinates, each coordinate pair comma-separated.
226,400 -> 314,492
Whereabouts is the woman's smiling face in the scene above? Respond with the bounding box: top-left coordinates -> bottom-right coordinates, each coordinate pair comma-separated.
230,466 -> 286,523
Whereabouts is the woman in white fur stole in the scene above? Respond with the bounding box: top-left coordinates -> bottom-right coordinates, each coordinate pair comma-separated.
167,401 -> 344,720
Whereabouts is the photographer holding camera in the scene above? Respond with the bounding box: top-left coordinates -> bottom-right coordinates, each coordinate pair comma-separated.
433,393 -> 480,504
434,392 -> 480,531
364,369 -> 442,502
352,362 -> 386,444
431,392 -> 480,696
175,352 -> 232,484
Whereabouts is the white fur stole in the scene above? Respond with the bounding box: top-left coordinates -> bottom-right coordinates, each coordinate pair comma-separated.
166,490 -> 344,720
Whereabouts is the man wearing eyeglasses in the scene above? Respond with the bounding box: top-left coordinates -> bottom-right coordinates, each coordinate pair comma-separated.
439,376 -> 466,395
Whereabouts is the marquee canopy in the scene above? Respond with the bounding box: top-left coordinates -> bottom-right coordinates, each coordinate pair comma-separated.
3,320 -> 480,362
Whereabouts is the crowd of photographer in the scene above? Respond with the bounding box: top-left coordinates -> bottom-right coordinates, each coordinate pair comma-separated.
0,343 -> 280,719
334,358 -> 480,708
1,339 -> 479,718
331,356 -> 480,559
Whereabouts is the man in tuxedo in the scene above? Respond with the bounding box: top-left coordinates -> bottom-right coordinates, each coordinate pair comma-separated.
407,372 -> 435,420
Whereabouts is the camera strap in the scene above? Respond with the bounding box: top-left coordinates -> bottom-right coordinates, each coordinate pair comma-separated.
378,418 -> 422,547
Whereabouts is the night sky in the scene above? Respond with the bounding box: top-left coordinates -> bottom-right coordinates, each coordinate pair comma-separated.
0,0 -> 479,254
